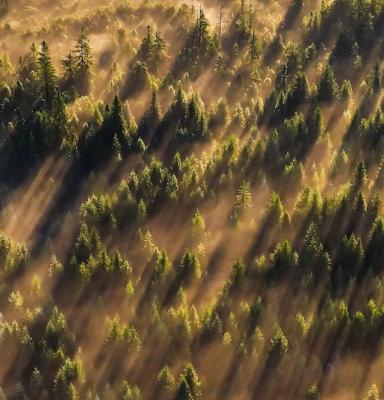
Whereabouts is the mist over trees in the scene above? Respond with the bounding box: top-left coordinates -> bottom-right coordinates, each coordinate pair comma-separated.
1,0 -> 384,399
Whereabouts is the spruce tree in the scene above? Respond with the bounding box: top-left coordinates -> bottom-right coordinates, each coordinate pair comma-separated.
62,52 -> 76,88
74,29 -> 93,95
369,61 -> 381,93
37,41 -> 57,108
317,64 -> 338,102
139,90 -> 161,143
249,31 -> 262,63
364,385 -> 380,400
177,363 -> 202,400
106,96 -> 129,154
51,89 -> 70,144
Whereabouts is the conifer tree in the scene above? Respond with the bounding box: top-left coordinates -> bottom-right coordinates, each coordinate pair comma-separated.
267,327 -> 289,367
317,64 -> 338,102
74,30 -> 93,95
177,363 -> 202,400
249,31 -> 262,63
51,89 -> 70,147
139,90 -> 162,143
62,52 -> 76,89
139,25 -> 166,72
364,384 -> 380,400
180,251 -> 201,282
37,41 -> 57,108
368,61 -> 381,93
156,365 -> 175,395
19,43 -> 38,83
229,181 -> 253,224
105,95 -> 130,154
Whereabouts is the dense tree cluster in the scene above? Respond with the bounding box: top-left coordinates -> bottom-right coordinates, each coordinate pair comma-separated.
2,0 -> 384,399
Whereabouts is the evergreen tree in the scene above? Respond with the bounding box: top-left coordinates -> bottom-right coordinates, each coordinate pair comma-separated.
349,161 -> 368,201
334,234 -> 364,285
180,251 -> 201,283
249,31 -> 262,63
173,6 -> 218,78
139,25 -> 166,73
267,327 -> 289,367
105,96 -> 130,154
156,365 -> 175,395
270,240 -> 299,278
229,181 -> 253,224
139,90 -> 162,143
364,385 -> 380,400
37,41 -> 57,108
177,363 -> 202,400
365,218 -> 384,274
62,51 -> 77,93
74,30 -> 93,95
317,64 -> 338,102
19,43 -> 39,84
175,94 -> 210,142
368,61 -> 381,93
51,89 -> 71,148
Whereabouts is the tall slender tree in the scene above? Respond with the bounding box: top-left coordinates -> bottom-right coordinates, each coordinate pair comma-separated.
74,30 -> 93,95
37,41 -> 57,108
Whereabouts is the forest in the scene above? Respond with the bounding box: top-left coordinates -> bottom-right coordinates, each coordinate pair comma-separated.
1,0 -> 384,398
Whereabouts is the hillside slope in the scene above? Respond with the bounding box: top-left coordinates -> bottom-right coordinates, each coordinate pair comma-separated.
1,1 -> 384,399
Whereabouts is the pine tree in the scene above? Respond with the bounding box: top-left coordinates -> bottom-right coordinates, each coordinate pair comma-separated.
229,181 -> 253,224
178,94 -> 210,142
19,43 -> 38,83
270,240 -> 299,277
197,7 -> 209,47
138,25 -> 166,73
180,251 -> 201,282
142,25 -> 154,60
368,61 -> 381,93
307,384 -> 320,400
106,96 -> 129,154
177,363 -> 202,400
366,218 -> 384,274
249,31 -> 262,63
317,64 -> 338,102
349,161 -> 368,200
240,0 -> 246,31
139,90 -> 162,143
37,41 -> 57,108
306,106 -> 324,146
74,30 -> 93,72
156,365 -> 175,394
267,327 -> 289,367
62,52 -> 76,87
173,6 -> 217,79
74,29 -> 93,95
51,89 -> 70,146
364,384 -> 380,400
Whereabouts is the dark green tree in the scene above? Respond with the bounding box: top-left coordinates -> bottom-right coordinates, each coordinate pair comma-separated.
37,41 -> 57,108
74,29 -> 93,95
270,240 -> 299,278
267,327 -> 289,367
179,251 -> 201,283
105,96 -> 130,155
177,363 -> 202,400
139,90 -> 162,144
248,31 -> 262,63
317,64 -> 338,102
368,61 -> 382,93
